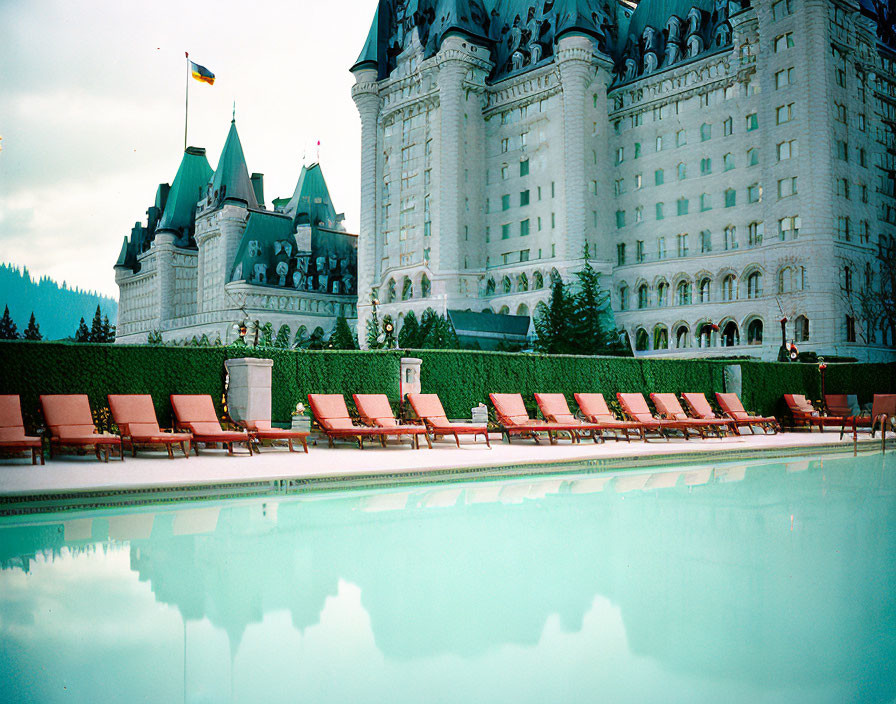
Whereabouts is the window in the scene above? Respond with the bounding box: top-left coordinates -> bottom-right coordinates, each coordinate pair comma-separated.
677,198 -> 689,216
774,33 -> 794,52
859,148 -> 867,167
635,206 -> 643,223
677,233 -> 689,257
655,169 -> 665,186
520,190 -> 530,206
746,113 -> 758,131
634,142 -> 642,159
699,278 -> 711,303
520,159 -> 529,176
619,285 -> 629,311
677,130 -> 687,147
747,148 -> 759,166
501,165 -> 509,180
658,237 -> 667,259
700,158 -> 712,175
520,219 -> 530,236
795,315 -> 809,342
748,221 -> 764,246
701,230 -> 712,253
846,315 -> 857,342
747,271 -> 763,299
638,285 -> 649,309
836,178 -> 850,199
835,103 -> 847,123
678,162 -> 687,180
700,193 -> 712,211
776,104 -> 794,124
616,210 -> 626,228
779,215 -> 800,240
656,202 -> 665,220
520,249 -> 530,262
747,319 -> 763,345
635,239 -> 645,263
501,138 -> 509,153
551,182 -> 555,197
654,326 -> 669,349
676,281 -> 692,306
777,140 -> 796,161
657,282 -> 669,307
724,225 -> 737,250
748,183 -> 762,203
860,219 -> 870,243
617,243 -> 626,266
725,188 -> 736,207
858,114 -> 866,132
776,68 -> 795,89
616,147 -> 624,164
837,216 -> 851,241
722,275 -> 735,301
837,140 -> 849,161
614,179 -> 623,196
656,135 -> 663,151
520,131 -> 528,147
632,112 -> 643,127
777,177 -> 797,198
635,174 -> 643,190
723,117 -> 733,136
676,325 -> 690,349
772,0 -> 793,20
700,123 -> 712,141
501,194 -> 510,211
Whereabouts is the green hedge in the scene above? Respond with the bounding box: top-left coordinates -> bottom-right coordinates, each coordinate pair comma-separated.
1,341 -> 893,432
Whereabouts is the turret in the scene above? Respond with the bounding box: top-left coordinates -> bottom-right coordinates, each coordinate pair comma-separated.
155,146 -> 213,247
208,120 -> 258,210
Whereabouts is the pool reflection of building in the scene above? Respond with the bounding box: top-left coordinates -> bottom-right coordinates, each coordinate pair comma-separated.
1,456 -> 895,688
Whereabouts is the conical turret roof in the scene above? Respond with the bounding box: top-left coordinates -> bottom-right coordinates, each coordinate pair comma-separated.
209,120 -> 258,209
156,146 -> 213,239
283,163 -> 340,229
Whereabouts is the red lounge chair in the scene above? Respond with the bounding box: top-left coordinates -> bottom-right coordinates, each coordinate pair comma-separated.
651,393 -> 729,438
840,394 -> 896,445
824,394 -> 856,417
308,394 -> 407,449
170,395 -> 253,455
353,394 -> 432,449
573,393 -> 642,441
405,393 -> 490,448
783,394 -> 845,431
108,395 -> 192,459
682,393 -> 740,435
0,395 -> 43,465
238,419 -> 309,453
534,393 -> 614,443
715,393 -> 780,433
616,393 -> 695,441
39,394 -> 123,462
489,393 -> 582,444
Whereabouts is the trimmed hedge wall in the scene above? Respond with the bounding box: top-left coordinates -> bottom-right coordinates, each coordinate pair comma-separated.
1,341 -> 893,432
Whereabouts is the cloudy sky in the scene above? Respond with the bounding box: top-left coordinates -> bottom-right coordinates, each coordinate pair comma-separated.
0,0 -> 374,297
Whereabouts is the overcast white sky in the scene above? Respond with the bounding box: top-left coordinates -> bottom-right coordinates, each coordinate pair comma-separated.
0,0 -> 374,297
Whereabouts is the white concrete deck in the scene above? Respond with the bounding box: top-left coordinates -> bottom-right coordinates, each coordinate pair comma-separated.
0,429 -> 888,501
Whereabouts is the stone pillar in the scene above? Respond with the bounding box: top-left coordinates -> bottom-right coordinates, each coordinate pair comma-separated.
351,68 -> 381,348
154,232 -> 176,325
224,357 -> 273,425
399,357 -> 422,399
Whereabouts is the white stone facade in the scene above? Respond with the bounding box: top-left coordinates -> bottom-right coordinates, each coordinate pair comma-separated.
353,0 -> 896,362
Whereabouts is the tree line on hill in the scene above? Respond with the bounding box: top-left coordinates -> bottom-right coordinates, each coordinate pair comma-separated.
0,304 -> 116,343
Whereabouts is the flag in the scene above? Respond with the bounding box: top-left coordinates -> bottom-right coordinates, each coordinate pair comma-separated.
190,60 -> 215,85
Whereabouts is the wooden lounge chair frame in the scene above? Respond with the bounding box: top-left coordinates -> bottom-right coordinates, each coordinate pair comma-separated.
405,393 -> 490,448
840,394 -> 896,449
616,393 -> 698,441
170,395 -> 253,456
237,419 -> 309,453
0,395 -> 44,465
573,393 -> 643,442
783,394 -> 845,432
534,393 -> 623,443
353,394 -> 432,449
651,393 -> 729,438
489,393 -> 583,444
39,394 -> 123,462
714,393 -> 780,434
108,394 -> 191,459
308,394 -> 415,449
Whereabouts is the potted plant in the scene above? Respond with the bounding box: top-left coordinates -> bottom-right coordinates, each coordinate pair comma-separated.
291,402 -> 310,433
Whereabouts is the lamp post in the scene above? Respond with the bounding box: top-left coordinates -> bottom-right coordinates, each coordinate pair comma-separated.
778,316 -> 789,362
818,357 -> 828,402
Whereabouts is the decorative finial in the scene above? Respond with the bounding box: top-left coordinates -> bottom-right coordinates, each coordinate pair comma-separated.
232,101 -> 236,123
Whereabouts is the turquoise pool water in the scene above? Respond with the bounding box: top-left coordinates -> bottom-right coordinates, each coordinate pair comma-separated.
1,451 -> 894,703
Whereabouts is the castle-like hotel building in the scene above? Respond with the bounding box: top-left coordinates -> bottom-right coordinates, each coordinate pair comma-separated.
351,0 -> 896,360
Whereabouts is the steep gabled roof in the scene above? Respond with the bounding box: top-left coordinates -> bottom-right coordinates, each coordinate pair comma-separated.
229,211 -> 297,283
156,147 -> 213,237
209,120 -> 258,209
283,163 -> 341,229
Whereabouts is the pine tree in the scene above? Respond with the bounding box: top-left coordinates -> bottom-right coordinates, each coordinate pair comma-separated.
75,317 -> 90,342
397,311 -> 421,348
101,314 -> 115,343
260,322 -> 274,347
292,324 -> 309,349
0,305 -> 19,339
365,299 -> 382,349
307,326 -> 325,350
568,244 -> 624,355
328,317 -> 357,349
418,309 -> 458,349
274,324 -> 292,348
88,305 -> 103,343
533,276 -> 573,353
24,312 -> 42,340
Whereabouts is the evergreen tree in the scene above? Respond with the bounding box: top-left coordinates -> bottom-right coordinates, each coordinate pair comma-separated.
75,317 -> 90,342
260,322 -> 274,347
292,324 -> 309,349
568,244 -> 626,355
307,326 -> 326,350
397,311 -> 421,348
24,312 -> 42,340
0,305 -> 19,339
88,305 -> 103,342
365,296 -> 383,349
419,309 -> 458,349
101,314 -> 115,343
533,276 -> 573,353
274,324 -> 292,348
328,317 -> 358,349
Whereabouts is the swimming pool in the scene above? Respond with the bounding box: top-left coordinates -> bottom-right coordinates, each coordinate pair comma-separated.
1,451 -> 894,703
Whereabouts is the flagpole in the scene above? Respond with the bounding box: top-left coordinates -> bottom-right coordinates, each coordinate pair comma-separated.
184,51 -> 190,151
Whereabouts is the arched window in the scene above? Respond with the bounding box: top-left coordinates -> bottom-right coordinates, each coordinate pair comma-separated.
635,328 -> 649,351
778,267 -> 792,294
721,274 -> 735,301
619,285 -> 630,310
843,266 -> 852,293
502,276 -> 512,294
699,277 -> 711,303
653,326 -> 669,350
402,277 -> 413,300
675,324 -> 690,348
747,318 -> 764,344
386,278 -> 396,303
485,278 -> 496,296
747,271 -> 762,299
516,303 -> 529,317
657,282 -> 670,307
533,271 -> 544,289
517,273 -> 529,292
795,315 -> 809,342
722,321 -> 740,347
498,305 -> 510,315
697,322 -> 714,348
421,274 -> 431,298
637,284 -> 649,309
676,280 -> 692,305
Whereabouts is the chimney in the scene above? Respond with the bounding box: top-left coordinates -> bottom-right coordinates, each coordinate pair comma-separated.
250,173 -> 265,209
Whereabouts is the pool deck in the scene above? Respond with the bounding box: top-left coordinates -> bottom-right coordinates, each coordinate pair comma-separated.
0,428 -> 889,513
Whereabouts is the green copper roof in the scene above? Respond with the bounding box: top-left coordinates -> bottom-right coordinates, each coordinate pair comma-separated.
622,0 -> 715,50
352,5 -> 383,72
552,0 -> 609,40
447,309 -> 530,350
114,237 -> 130,268
229,211 -> 297,284
283,163 -> 341,229
210,120 -> 258,209
157,147 -> 213,239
